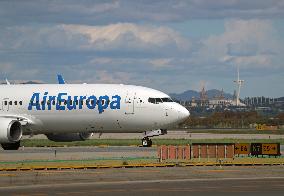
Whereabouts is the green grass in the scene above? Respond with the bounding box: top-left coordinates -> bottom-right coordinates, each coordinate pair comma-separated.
21,138 -> 284,147
185,129 -> 284,135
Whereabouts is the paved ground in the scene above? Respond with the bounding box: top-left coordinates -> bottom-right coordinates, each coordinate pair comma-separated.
0,146 -> 157,161
0,166 -> 284,195
25,130 -> 284,140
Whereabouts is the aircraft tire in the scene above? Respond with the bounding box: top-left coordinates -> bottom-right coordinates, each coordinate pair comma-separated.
142,138 -> 152,147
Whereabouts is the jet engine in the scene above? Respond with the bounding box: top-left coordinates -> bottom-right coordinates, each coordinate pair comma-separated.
0,118 -> 22,143
46,132 -> 94,142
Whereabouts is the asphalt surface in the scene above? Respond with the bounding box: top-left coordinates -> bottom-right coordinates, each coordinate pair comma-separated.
0,146 -> 157,161
0,166 -> 284,195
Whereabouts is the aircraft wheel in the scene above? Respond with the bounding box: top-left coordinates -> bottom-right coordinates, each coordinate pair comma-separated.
142,137 -> 152,147
1,141 -> 21,150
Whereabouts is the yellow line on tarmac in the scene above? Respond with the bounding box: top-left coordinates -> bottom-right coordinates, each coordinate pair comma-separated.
197,170 -> 241,173
127,170 -> 161,173
91,189 -> 126,193
39,171 -> 104,175
0,174 -> 17,177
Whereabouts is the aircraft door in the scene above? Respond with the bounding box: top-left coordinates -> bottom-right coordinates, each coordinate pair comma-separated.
125,92 -> 136,114
2,98 -> 9,111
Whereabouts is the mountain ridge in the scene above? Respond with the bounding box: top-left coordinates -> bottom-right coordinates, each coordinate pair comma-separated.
170,89 -> 234,101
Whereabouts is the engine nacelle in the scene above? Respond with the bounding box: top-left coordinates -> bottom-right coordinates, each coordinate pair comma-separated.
46,132 -> 93,142
0,118 -> 23,143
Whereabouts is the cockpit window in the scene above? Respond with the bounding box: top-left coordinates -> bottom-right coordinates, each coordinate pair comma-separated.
161,98 -> 173,102
148,97 -> 173,104
156,98 -> 163,103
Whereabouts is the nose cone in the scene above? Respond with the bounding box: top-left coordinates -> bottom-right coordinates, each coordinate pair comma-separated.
178,105 -> 190,121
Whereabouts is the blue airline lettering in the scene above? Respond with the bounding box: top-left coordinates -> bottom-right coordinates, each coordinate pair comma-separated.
28,92 -> 121,113
86,95 -> 97,110
110,95 -> 121,109
56,93 -> 67,110
98,95 -> 109,114
28,93 -> 41,111
67,96 -> 78,110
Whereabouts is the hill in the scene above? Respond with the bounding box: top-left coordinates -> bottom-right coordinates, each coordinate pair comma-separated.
170,89 -> 233,101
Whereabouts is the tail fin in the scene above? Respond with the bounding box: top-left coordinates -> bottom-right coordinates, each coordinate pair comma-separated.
57,74 -> 66,84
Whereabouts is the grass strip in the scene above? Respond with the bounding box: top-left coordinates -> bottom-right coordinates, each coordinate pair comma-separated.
21,138 -> 284,147
185,129 -> 284,135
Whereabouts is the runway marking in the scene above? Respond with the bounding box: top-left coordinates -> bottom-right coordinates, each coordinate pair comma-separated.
11,194 -> 31,196
91,189 -> 126,193
231,185 -> 259,189
127,170 -> 160,173
56,191 -> 90,195
0,173 -> 16,177
38,171 -> 104,175
196,170 -> 241,173
272,184 -> 284,187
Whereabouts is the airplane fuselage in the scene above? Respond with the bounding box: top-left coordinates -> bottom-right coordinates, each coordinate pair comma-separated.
0,84 -> 189,136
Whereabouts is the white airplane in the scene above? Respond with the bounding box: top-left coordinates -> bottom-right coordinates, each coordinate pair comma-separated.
0,83 -> 190,150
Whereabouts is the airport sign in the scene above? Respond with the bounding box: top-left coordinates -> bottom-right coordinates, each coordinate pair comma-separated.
261,143 -> 280,155
251,143 -> 280,156
234,143 -> 250,154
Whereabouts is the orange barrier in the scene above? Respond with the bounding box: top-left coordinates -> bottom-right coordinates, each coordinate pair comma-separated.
158,145 -> 190,160
158,144 -> 237,160
191,144 -> 234,159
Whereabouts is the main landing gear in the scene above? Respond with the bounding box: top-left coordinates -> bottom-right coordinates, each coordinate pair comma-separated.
1,141 -> 21,150
141,129 -> 167,147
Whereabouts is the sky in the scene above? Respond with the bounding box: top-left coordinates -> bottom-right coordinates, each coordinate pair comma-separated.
0,0 -> 284,98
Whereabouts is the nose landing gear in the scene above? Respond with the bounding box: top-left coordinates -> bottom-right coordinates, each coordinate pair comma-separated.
141,129 -> 167,147
142,137 -> 152,147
